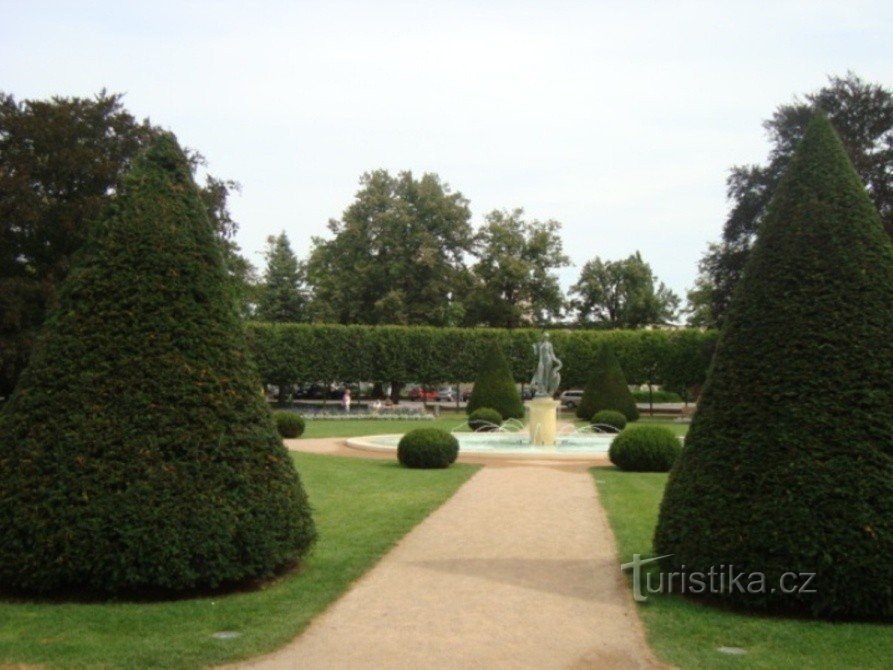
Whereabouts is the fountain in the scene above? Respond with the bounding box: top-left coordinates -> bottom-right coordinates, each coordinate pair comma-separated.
347,333 -> 619,460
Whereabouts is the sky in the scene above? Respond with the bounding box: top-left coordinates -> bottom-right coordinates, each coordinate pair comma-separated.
2,0 -> 891,305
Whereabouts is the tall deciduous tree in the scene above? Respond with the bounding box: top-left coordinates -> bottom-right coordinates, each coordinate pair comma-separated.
570,252 -> 679,328
463,208 -> 569,328
691,72 -> 893,327
306,170 -> 474,326
0,90 -> 248,396
256,232 -> 306,322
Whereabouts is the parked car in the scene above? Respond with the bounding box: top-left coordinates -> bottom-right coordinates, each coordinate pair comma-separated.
461,388 -> 473,401
520,386 -> 536,400
559,389 -> 584,408
408,386 -> 437,401
436,387 -> 454,402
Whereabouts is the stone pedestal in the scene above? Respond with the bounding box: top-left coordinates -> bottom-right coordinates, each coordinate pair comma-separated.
528,397 -> 560,447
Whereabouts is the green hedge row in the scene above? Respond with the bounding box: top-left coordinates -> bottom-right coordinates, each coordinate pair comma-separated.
246,324 -> 717,394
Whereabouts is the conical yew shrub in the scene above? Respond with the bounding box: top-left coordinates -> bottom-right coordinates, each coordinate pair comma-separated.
466,341 -> 524,420
576,344 -> 638,421
0,134 -> 315,595
654,115 -> 893,619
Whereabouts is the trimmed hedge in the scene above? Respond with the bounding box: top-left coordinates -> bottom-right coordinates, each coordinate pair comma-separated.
591,410 -> 627,432
608,425 -> 681,471
468,407 -> 503,432
577,345 -> 639,421
466,342 -> 524,420
397,428 -> 460,468
245,323 -> 717,394
654,115 -> 893,619
0,135 -> 315,595
274,411 -> 306,438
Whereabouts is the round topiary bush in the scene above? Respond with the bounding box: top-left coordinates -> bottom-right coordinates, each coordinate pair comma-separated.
466,341 -> 524,420
0,134 -> 315,596
468,407 -> 503,432
608,425 -> 681,472
591,410 -> 627,432
398,428 -> 459,469
577,345 -> 639,422
274,411 -> 305,438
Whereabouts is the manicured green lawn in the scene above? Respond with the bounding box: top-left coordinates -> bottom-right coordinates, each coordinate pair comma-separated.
593,468 -> 892,669
0,453 -> 478,668
302,416 -> 469,439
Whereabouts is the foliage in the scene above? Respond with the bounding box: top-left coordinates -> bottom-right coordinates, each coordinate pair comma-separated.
466,342 -> 525,419
655,116 -> 893,619
692,73 -> 893,327
0,134 -> 315,595
246,323 -> 716,396
608,425 -> 680,471
594,469 -> 893,670
274,411 -> 306,438
577,345 -> 639,421
570,252 -> 679,328
306,169 -> 473,326
397,428 -> 460,468
468,407 -> 504,431
630,389 -> 683,403
592,409 -> 627,431
256,232 -> 307,322
0,90 -> 249,396
0,452 -> 478,668
462,208 -> 569,327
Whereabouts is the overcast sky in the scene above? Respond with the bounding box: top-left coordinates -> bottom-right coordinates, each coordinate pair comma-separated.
3,1 -> 891,303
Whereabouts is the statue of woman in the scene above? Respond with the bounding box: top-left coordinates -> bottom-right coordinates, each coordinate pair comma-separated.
531,332 -> 562,396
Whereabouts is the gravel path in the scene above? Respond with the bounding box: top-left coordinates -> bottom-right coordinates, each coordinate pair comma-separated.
233,463 -> 661,669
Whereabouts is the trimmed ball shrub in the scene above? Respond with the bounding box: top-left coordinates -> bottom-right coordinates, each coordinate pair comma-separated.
608,425 -> 681,471
591,410 -> 627,432
398,428 -> 459,469
274,411 -> 305,438
576,345 -> 639,422
0,135 -> 315,595
466,341 -> 524,420
654,115 -> 893,619
468,407 -> 503,432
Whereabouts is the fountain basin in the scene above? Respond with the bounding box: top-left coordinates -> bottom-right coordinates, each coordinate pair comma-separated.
346,432 -> 615,461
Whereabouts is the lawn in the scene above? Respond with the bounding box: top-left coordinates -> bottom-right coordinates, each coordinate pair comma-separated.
302,415 -> 469,439
0,453 -> 478,668
593,468 -> 893,669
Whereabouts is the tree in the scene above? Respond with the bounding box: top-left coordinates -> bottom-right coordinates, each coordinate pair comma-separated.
0,134 -> 315,595
306,170 -> 473,326
654,116 -> 893,619
256,232 -> 306,322
693,73 -> 893,327
0,90 -> 249,396
466,341 -> 524,420
576,344 -> 639,421
462,208 -> 569,328
569,252 -> 679,328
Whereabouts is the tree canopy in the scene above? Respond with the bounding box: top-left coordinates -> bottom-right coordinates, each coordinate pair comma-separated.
689,72 -> 893,327
306,170 -> 473,326
462,208 -> 569,328
570,252 -> 679,328
256,231 -> 306,322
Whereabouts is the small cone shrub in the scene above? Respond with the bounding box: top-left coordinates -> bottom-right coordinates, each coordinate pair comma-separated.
576,345 -> 639,421
466,341 -> 524,420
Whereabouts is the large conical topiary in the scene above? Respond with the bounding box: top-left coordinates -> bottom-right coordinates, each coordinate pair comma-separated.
466,341 -> 524,420
654,115 -> 893,619
0,134 -> 315,595
576,344 -> 639,421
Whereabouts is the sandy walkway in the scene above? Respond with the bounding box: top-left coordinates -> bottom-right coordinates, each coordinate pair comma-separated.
234,464 -> 661,669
